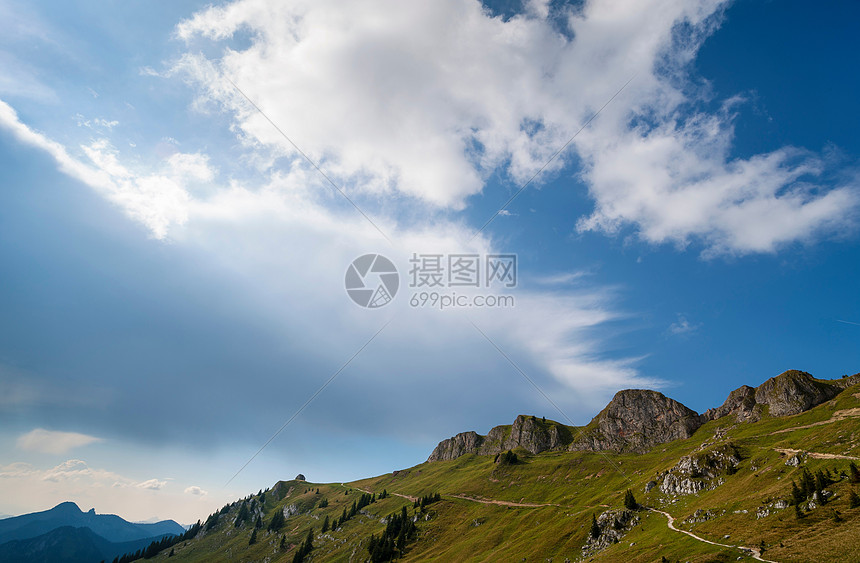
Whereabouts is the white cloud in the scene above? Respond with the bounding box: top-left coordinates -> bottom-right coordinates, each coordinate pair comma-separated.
0,100 -> 199,239
184,485 -> 208,496
16,429 -> 102,455
136,479 -> 168,490
0,460 -> 224,523
170,0 -> 857,254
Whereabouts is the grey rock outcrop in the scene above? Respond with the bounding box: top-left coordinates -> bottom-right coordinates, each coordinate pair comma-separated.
427,369 -> 856,462
571,389 -> 705,453
754,370 -> 840,416
707,370 -> 841,422
581,508 -> 640,557
427,431 -> 484,462
427,416 -> 574,461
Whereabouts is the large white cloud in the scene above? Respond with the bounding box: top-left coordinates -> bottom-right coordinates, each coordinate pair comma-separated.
172,0 -> 856,254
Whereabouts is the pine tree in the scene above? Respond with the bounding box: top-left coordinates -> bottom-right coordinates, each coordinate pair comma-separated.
248,528 -> 257,545
849,490 -> 860,508
590,514 -> 600,539
254,515 -> 262,529
795,504 -> 804,519
791,481 -> 805,505
268,507 -> 285,532
321,515 -> 330,534
280,535 -> 286,550
851,462 -> 860,484
234,501 -> 249,527
623,489 -> 638,510
305,528 -> 314,552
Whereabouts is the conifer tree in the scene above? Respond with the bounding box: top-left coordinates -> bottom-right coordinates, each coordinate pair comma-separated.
590,514 -> 600,539
623,489 -> 638,510
851,462 -> 860,484
268,507 -> 285,532
849,490 -> 860,509
248,528 -> 257,545
322,515 -> 330,534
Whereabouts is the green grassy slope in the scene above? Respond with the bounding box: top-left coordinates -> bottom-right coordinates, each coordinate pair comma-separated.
151,378 -> 860,563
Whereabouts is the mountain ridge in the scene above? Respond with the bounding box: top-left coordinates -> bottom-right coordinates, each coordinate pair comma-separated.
0,501 -> 185,546
428,369 -> 860,461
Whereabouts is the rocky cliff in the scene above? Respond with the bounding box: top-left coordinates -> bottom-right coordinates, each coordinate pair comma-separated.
428,369 -> 858,462
569,389 -> 705,453
427,415 -> 574,462
704,370 -> 845,422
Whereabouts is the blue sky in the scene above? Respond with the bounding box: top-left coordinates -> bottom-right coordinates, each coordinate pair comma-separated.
1,0 -> 858,523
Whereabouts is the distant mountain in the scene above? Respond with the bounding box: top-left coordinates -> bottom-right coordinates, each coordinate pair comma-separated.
0,525 -> 173,563
0,502 -> 184,545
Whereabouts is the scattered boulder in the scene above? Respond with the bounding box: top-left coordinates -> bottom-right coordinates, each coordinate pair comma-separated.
684,509 -> 715,524
581,508 -> 640,557
785,452 -> 806,467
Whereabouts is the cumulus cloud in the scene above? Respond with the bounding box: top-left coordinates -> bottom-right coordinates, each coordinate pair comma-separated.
16,429 -> 102,455
170,0 -> 856,254
184,485 -> 208,496
136,479 -> 168,490
0,460 -> 223,523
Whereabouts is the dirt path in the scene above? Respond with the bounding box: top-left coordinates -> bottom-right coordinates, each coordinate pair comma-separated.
349,485 -> 418,503
770,408 -> 860,434
647,508 -> 777,563
774,447 -> 860,461
448,493 -> 562,508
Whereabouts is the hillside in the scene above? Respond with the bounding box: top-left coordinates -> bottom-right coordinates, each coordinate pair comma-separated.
141,369 -> 860,562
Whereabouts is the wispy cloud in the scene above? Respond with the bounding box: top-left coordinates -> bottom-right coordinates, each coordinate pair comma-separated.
16,429 -> 102,455
668,314 -> 701,336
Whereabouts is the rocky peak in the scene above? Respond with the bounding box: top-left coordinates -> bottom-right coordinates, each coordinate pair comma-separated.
704,385 -> 757,421
708,370 -> 842,422
427,416 -> 574,462
571,389 -> 704,453
426,369 -> 856,462
427,431 -> 484,462
754,370 -> 840,416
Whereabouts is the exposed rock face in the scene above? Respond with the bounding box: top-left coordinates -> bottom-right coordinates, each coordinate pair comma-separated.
660,473 -> 705,496
707,370 -> 841,422
427,431 -> 483,462
427,417 -> 574,461
571,390 -> 705,453
754,370 -> 840,416
498,415 -> 571,454
656,444 -> 739,496
704,385 -> 758,422
427,369 -> 855,462
581,508 -> 640,557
